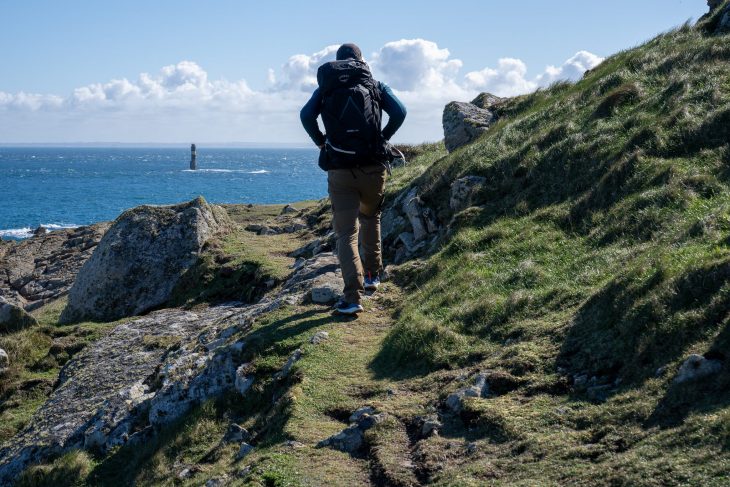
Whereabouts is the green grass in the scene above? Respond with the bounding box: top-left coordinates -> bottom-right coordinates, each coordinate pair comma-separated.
168,201 -> 320,308
10,10 -> 730,486
0,299 -> 118,444
369,11 -> 730,485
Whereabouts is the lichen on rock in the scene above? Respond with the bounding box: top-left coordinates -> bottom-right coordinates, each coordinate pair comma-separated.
60,197 -> 232,323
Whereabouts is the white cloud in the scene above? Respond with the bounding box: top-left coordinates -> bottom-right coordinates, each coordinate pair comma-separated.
0,44 -> 603,143
464,58 -> 537,97
536,50 -> 604,86
370,38 -> 464,94
0,91 -> 63,110
270,45 -> 338,91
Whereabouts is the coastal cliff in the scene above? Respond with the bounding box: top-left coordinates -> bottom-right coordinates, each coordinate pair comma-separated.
2,3 -> 730,485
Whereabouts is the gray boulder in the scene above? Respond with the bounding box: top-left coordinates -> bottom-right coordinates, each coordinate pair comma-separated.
445,372 -> 490,414
450,176 -> 487,212
310,272 -> 342,304
235,364 -> 254,395
0,348 -> 8,371
236,443 -> 254,460
310,330 -> 330,344
443,93 -> 502,152
349,406 -> 375,423
673,354 -> 722,384
222,424 -> 251,444
420,416 -> 442,437
0,297 -> 38,334
318,407 -> 387,453
61,197 -> 232,323
274,349 -> 302,379
281,204 -> 300,215
402,188 -> 429,242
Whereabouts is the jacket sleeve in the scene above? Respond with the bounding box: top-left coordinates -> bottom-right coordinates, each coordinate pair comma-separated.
379,82 -> 407,141
300,88 -> 326,146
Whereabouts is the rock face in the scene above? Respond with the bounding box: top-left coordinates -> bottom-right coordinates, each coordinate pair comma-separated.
450,176 -> 487,212
402,188 -> 430,242
0,297 -> 38,334
0,223 -> 109,311
0,250 -> 340,484
673,354 -> 722,384
311,272 -> 343,304
445,372 -> 490,414
61,197 -> 232,323
0,348 -> 8,371
318,407 -> 387,453
443,93 -> 503,152
719,5 -> 730,32
708,0 -> 722,10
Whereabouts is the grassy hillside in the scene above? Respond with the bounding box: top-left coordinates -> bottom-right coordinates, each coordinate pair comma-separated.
11,7 -> 730,486
372,9 -> 730,484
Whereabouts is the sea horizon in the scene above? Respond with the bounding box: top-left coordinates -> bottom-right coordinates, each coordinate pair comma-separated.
0,142 -> 315,149
0,146 -> 325,240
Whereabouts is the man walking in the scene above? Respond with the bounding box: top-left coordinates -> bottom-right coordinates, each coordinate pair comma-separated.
300,43 -> 406,314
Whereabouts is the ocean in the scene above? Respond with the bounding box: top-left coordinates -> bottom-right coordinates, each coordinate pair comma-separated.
0,147 -> 325,240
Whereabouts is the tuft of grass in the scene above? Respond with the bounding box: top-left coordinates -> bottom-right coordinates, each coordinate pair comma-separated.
16,450 -> 94,487
594,82 -> 642,118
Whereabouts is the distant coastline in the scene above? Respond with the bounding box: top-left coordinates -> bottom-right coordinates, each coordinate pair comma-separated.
0,142 -> 315,149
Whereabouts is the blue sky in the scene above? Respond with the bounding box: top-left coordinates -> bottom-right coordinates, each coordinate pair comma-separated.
0,0 -> 708,144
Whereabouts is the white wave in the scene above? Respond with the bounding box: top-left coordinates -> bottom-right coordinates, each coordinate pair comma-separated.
43,223 -> 79,230
0,223 -> 79,240
182,168 -> 270,174
0,227 -> 33,239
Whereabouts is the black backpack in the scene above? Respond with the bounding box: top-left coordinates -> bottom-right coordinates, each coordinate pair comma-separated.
316,60 -> 387,170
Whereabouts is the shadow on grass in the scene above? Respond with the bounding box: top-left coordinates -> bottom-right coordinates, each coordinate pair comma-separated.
645,321 -> 730,430
86,401 -> 227,487
241,308 -> 349,362
557,258 -> 730,389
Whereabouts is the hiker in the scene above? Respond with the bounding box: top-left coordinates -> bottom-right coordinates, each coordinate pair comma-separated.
300,43 -> 407,315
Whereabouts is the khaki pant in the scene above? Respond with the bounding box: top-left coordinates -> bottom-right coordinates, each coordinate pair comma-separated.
328,165 -> 387,304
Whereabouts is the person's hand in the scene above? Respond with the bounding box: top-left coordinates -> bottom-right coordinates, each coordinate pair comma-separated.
318,144 -> 325,150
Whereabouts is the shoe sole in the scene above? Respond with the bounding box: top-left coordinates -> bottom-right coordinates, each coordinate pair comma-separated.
334,307 -> 364,315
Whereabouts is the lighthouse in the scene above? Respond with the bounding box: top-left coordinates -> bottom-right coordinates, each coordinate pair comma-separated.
190,143 -> 197,170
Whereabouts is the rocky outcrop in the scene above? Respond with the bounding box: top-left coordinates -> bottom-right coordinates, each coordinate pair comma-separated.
0,297 -> 38,334
450,176 -> 487,212
61,197 -> 232,324
0,348 -> 8,372
318,406 -> 387,453
0,250 -> 340,484
706,0 -> 730,32
673,354 -> 722,384
443,93 -> 503,152
381,187 -> 443,264
719,5 -> 730,32
0,223 -> 109,311
444,372 -> 490,414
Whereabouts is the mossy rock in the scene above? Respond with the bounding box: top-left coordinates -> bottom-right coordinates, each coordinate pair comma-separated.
0,301 -> 38,334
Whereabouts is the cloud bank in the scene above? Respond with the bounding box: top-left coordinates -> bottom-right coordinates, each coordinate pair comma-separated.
0,40 -> 603,143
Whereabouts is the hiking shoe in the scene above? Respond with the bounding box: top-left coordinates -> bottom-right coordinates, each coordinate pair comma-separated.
334,300 -> 364,315
364,273 -> 380,291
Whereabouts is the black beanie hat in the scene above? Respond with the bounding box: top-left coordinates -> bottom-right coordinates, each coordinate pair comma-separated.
336,43 -> 363,61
